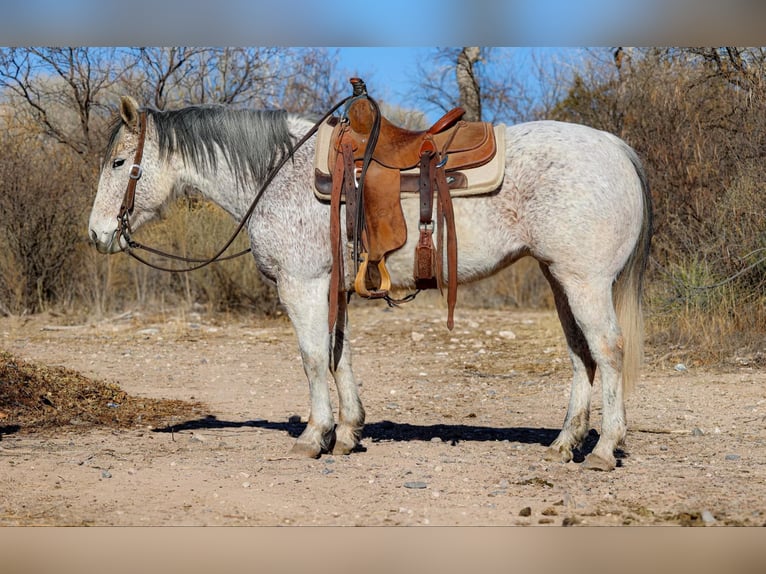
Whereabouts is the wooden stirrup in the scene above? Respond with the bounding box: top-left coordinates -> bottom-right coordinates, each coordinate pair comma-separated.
354,253 -> 392,298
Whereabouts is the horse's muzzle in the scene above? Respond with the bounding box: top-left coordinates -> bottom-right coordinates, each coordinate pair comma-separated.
90,228 -> 123,254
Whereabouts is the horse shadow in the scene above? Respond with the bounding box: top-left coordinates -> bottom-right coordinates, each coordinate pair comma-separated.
0,424 -> 21,438
152,415 -> 618,463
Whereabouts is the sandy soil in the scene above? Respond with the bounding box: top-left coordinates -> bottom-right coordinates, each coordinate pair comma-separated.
1,298 -> 764,526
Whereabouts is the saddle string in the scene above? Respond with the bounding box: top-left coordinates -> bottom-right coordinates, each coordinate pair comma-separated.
116,94 -> 356,273
383,290 -> 421,307
346,79 -> 382,278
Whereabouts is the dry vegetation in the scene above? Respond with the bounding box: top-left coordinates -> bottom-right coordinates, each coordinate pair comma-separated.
0,350 -> 204,433
0,47 -> 764,366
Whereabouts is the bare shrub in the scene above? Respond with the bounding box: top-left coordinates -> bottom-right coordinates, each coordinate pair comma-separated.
552,48 -> 766,362
0,125 -> 95,314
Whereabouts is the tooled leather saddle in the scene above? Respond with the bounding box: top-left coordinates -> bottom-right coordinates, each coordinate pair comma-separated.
318,78 -> 502,332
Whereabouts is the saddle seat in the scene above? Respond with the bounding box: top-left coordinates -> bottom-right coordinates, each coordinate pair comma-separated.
340,97 -> 497,172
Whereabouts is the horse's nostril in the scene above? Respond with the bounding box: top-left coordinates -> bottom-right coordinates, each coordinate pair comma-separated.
89,230 -> 98,244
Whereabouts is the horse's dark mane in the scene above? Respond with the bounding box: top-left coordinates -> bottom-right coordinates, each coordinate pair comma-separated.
103,105 -> 294,185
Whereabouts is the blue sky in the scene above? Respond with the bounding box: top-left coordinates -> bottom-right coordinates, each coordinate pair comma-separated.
331,47 -> 573,123
332,47 -> 434,112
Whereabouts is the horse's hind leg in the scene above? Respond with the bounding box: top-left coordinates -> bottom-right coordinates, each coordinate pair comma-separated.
278,275 -> 336,458
540,264 -> 596,463
329,295 -> 365,455
541,264 -> 626,471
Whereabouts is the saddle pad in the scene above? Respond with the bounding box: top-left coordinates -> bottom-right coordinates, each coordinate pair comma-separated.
313,118 -> 506,201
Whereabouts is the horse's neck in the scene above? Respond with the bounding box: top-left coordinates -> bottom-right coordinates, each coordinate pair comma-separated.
171,154 -> 257,221
170,122 -> 315,223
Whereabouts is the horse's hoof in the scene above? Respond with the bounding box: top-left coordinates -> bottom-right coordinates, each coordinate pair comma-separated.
332,425 -> 362,455
331,442 -> 355,455
543,445 -> 573,463
289,442 -> 322,459
582,453 -> 616,471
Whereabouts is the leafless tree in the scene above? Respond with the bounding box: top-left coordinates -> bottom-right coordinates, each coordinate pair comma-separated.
0,47 -> 137,156
412,47 -> 572,125
456,47 -> 482,121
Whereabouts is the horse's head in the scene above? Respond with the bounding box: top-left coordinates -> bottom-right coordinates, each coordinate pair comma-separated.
89,96 -> 174,254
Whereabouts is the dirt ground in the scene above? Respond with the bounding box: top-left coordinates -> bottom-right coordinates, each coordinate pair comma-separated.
1,297 -> 765,526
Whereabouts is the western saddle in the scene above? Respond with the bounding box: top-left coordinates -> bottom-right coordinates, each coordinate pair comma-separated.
323,78 -> 499,332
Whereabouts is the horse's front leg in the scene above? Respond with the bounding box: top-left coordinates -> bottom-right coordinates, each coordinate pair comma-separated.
278,274 -> 336,457
329,294 -> 365,455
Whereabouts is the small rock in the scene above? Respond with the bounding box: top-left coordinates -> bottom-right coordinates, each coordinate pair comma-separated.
411,332 -> 425,342
691,427 -> 705,436
674,363 -> 687,372
101,470 -> 112,479
403,481 -> 428,489
701,510 -> 716,525
519,507 -> 532,517
725,454 -> 741,461
498,330 -> 516,340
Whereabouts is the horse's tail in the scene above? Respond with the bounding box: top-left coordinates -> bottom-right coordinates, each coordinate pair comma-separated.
613,143 -> 653,395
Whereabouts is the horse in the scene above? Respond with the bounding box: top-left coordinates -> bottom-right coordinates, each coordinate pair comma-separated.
89,95 -> 652,471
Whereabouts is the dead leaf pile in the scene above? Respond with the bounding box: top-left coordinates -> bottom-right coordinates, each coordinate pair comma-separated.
0,350 -> 204,433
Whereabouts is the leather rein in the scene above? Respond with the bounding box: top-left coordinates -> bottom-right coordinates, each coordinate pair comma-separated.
114,96 -> 357,273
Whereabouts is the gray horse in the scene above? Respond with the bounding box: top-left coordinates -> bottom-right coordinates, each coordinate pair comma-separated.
89,96 -> 652,471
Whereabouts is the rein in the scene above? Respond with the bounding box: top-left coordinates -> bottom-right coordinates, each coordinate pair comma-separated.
115,95 -> 355,273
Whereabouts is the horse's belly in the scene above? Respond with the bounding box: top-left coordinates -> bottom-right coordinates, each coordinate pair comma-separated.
381,193 -> 525,288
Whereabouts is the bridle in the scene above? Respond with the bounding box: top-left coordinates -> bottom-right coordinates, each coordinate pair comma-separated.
115,110 -> 146,249
113,95 -> 357,273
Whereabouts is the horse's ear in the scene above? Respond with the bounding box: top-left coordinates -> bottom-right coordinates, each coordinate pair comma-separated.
119,96 -> 141,132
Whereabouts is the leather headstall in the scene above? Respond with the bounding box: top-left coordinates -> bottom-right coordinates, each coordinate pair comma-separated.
116,110 -> 148,244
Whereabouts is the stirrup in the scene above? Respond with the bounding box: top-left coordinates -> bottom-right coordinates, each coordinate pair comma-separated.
354,252 -> 392,298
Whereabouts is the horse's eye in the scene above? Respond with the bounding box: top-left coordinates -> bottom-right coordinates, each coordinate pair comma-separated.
112,158 -> 125,169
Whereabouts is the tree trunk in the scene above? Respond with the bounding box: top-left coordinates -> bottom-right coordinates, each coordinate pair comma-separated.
456,47 -> 482,121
